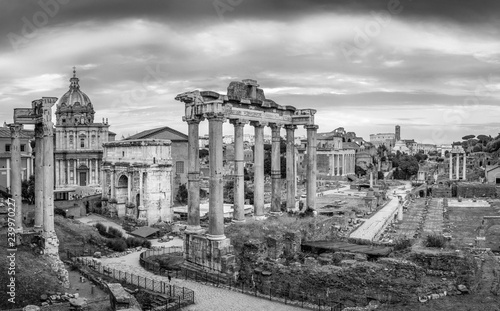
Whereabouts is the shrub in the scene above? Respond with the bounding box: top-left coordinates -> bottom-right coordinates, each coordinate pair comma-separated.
107,226 -> 123,238
95,222 -> 107,236
393,238 -> 413,251
107,238 -> 127,252
142,240 -> 152,248
425,234 -> 446,248
54,208 -> 67,217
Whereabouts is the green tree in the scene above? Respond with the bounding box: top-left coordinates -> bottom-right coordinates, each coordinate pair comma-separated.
199,148 -> 209,158
175,184 -> 188,205
21,175 -> 35,204
223,180 -> 234,203
355,165 -> 366,176
398,155 -> 419,179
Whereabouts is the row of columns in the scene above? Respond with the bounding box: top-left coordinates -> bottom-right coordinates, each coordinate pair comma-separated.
330,153 -> 355,176
185,115 -> 318,240
449,152 -> 466,180
55,158 -> 100,187
9,121 -> 55,235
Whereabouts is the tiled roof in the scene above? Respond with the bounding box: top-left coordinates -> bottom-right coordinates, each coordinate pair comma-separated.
125,126 -> 188,141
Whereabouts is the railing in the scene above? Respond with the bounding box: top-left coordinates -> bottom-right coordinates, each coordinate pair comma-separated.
75,256 -> 195,310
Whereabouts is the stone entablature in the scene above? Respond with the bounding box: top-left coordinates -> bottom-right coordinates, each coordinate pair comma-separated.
102,139 -> 173,225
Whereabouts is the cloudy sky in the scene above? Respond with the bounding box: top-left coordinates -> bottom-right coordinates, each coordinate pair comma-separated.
0,0 -> 499,144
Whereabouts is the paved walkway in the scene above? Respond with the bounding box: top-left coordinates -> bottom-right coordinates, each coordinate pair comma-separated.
349,183 -> 411,242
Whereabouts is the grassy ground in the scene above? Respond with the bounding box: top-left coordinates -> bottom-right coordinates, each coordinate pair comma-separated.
0,216 -> 113,310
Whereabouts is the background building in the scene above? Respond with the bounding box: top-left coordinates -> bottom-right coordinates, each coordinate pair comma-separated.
54,69 -> 115,189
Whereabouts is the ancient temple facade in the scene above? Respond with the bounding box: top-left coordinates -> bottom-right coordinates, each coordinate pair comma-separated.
54,69 -> 115,188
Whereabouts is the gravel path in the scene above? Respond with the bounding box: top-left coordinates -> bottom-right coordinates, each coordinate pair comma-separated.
100,256 -> 304,311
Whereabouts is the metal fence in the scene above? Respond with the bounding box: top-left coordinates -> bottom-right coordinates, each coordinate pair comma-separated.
75,256 -> 195,310
139,247 -> 344,311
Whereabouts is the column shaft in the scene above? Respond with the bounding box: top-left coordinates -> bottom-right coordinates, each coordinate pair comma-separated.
42,123 -> 55,233
270,124 -> 282,213
286,125 -> 296,211
9,124 -> 23,234
305,125 -> 318,211
127,173 -> 131,204
101,168 -> 108,200
455,153 -> 460,180
186,120 -> 202,232
232,120 -> 245,222
207,115 -> 225,239
252,122 -> 265,218
110,168 -> 116,199
34,124 -> 44,232
449,152 -> 453,180
463,154 -> 467,180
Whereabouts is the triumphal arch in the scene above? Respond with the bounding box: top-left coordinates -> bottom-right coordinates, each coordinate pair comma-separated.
11,97 -> 59,254
175,79 -> 318,274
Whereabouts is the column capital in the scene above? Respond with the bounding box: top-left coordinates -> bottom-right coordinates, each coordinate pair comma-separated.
284,124 -> 297,130
8,123 -> 23,138
43,122 -> 54,137
250,121 -> 268,128
269,123 -> 283,129
229,119 -> 248,127
35,123 -> 44,139
205,112 -> 225,122
304,124 -> 319,131
184,116 -> 204,124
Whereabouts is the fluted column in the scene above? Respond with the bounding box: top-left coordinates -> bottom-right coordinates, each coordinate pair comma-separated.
463,153 -> 467,180
270,123 -> 282,213
251,121 -> 266,219
55,159 -> 60,188
449,152 -> 453,180
9,123 -> 23,235
207,113 -> 225,240
186,119 -> 202,232
34,124 -> 44,232
42,121 -> 54,233
231,119 -> 246,222
455,153 -> 460,180
285,125 -> 297,211
127,172 -> 131,204
305,125 -> 318,211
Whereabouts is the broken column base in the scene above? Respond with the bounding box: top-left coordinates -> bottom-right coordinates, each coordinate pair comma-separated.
43,232 -> 60,255
184,232 -> 238,276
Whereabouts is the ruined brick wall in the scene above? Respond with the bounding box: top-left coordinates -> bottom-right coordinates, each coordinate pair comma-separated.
456,184 -> 498,198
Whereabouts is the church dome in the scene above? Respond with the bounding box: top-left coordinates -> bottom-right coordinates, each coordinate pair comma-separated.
55,68 -> 95,126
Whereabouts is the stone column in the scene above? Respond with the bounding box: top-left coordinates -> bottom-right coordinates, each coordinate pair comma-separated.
42,122 -> 55,233
342,154 -> 346,176
9,124 -> 23,234
270,123 -> 282,213
456,153 -> 460,180
463,153 -> 467,180
305,125 -> 318,211
127,172 -> 131,204
73,160 -> 77,186
186,119 -> 202,232
251,121 -> 266,219
231,119 -> 246,222
334,154 -> 338,176
55,159 -> 60,188
449,152 -> 453,180
207,113 -> 225,240
285,125 -> 297,211
88,159 -> 93,184
101,167 -> 108,200
110,168 -> 116,199
34,124 -> 44,232
139,170 -> 144,207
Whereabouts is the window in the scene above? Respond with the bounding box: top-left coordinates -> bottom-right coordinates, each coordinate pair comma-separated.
5,144 -> 10,152
69,135 -> 74,145
80,138 -> 85,148
176,161 -> 184,174
20,144 -> 25,152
